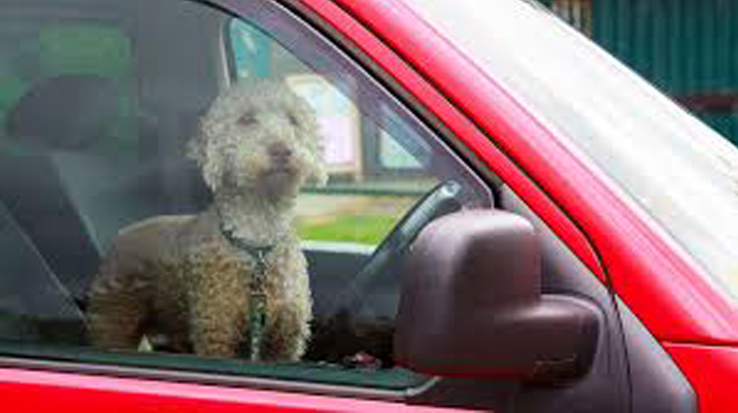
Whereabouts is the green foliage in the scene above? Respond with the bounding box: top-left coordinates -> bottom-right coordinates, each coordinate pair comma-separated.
297,215 -> 398,245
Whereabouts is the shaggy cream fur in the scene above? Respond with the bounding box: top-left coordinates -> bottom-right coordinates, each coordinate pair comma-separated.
87,78 -> 326,361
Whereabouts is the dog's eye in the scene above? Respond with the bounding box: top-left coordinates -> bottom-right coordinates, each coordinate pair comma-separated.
237,112 -> 257,126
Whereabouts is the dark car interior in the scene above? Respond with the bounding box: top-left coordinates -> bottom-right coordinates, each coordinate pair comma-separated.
0,0 -> 480,359
0,0 -> 217,343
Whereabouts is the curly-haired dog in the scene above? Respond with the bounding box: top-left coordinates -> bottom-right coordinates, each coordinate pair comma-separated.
86,79 -> 326,361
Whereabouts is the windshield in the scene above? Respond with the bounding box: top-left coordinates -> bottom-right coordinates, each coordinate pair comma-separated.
405,0 -> 738,297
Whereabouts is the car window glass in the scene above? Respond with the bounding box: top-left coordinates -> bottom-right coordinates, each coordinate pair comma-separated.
0,20 -> 136,157
0,0 -> 491,391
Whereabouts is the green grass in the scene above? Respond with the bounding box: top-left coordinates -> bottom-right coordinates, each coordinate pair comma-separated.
298,215 -> 398,245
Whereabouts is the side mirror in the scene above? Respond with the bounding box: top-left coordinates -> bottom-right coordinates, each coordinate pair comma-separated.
394,210 -> 599,383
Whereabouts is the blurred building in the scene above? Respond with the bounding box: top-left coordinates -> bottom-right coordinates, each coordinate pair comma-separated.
542,0 -> 738,144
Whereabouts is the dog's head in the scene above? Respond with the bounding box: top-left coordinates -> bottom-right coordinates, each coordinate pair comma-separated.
188,79 -> 327,198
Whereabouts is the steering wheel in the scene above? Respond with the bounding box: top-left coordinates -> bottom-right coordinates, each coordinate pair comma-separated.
308,181 -> 464,366
326,180 -> 464,322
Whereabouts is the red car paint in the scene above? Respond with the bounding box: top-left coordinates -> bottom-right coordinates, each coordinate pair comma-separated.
0,367 -> 473,412
313,1 -> 738,411
666,343 -> 738,412
1,0 -> 736,411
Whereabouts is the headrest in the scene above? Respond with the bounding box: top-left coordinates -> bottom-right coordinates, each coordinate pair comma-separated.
6,75 -> 122,151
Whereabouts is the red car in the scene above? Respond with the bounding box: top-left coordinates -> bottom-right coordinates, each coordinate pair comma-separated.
0,0 -> 735,411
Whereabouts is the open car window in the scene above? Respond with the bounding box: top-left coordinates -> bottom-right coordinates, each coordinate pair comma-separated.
0,0 -> 491,391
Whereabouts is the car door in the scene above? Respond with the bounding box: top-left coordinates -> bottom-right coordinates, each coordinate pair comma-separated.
0,0 -> 692,411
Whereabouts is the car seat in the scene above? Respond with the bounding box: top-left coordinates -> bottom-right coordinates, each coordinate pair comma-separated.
0,75 -> 165,306
0,201 -> 86,344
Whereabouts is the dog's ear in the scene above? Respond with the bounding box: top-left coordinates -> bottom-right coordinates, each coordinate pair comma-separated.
303,124 -> 329,187
289,96 -> 329,187
187,118 -> 225,193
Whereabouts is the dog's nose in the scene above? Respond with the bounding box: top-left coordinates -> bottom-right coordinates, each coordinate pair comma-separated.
269,143 -> 292,162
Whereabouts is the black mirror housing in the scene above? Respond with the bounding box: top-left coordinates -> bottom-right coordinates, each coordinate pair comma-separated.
394,210 -> 599,383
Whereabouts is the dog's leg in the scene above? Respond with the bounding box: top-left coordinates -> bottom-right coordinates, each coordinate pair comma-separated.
189,274 -> 248,359
262,304 -> 310,362
87,271 -> 150,350
191,300 -> 247,358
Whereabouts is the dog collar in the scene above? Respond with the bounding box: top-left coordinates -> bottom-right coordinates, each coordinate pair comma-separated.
219,223 -> 275,362
219,225 -> 276,269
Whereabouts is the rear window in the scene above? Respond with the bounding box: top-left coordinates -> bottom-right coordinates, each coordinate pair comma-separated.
0,19 -> 136,156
